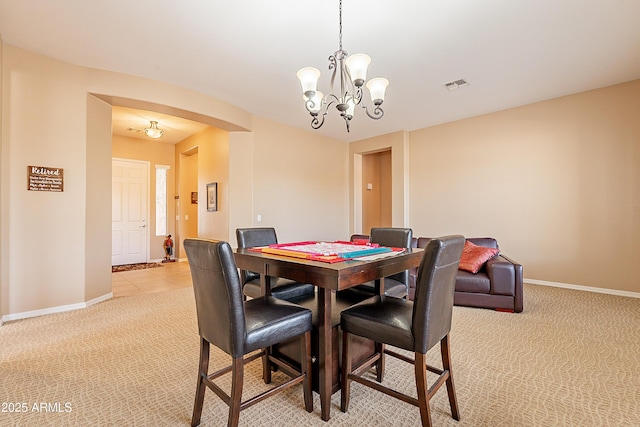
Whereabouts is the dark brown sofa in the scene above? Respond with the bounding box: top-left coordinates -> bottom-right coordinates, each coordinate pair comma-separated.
410,237 -> 523,313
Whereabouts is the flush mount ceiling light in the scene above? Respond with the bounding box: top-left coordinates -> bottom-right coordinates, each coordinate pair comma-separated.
144,121 -> 164,138
296,0 -> 389,132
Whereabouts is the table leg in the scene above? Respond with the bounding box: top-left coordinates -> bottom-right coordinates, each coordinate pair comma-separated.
261,272 -> 272,383
318,287 -> 332,421
373,277 -> 385,295
374,278 -> 385,381
260,269 -> 272,297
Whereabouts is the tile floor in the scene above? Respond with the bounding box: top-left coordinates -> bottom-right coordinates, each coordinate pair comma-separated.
111,260 -> 193,298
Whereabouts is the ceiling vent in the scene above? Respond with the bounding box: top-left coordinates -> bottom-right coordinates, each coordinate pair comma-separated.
443,79 -> 469,91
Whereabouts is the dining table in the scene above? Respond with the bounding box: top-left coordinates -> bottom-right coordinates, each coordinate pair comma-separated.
234,244 -> 425,421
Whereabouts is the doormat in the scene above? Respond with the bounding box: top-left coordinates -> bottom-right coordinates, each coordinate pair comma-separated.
112,263 -> 164,273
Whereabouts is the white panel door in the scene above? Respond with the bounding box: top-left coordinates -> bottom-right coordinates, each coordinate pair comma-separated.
112,159 -> 148,266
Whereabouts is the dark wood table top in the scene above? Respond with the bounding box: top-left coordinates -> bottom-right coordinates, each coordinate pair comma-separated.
234,247 -> 425,291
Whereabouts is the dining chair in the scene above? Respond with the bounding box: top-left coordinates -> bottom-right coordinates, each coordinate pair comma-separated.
340,235 -> 465,427
343,227 -> 414,298
184,238 -> 313,427
236,227 -> 315,300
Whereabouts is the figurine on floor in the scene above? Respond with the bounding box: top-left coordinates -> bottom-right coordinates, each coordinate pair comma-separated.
163,234 -> 174,262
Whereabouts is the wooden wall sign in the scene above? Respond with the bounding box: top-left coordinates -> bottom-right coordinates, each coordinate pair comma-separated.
27,165 -> 64,192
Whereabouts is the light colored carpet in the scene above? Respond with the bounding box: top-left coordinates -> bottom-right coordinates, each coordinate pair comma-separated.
1,284 -> 639,426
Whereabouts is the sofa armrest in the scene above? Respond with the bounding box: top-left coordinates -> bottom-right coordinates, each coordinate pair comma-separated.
485,254 -> 523,312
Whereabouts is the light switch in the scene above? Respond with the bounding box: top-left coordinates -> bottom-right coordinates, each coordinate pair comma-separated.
185,215 -> 189,220
257,214 -> 262,222
366,183 -> 373,190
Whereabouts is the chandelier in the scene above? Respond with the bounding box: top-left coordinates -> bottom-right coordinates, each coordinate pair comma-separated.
144,121 -> 164,139
296,0 -> 389,132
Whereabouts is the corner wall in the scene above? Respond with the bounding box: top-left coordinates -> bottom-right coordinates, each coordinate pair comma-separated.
85,95 -> 113,301
2,46 -> 89,316
0,38 -> 5,325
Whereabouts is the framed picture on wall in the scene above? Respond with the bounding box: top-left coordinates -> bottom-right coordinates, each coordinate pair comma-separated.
206,182 -> 217,212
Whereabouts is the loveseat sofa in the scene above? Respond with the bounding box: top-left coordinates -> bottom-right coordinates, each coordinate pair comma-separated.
410,237 -> 523,313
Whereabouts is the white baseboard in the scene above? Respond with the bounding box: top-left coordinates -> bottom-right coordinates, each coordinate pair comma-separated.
1,292 -> 113,323
525,278 -> 640,299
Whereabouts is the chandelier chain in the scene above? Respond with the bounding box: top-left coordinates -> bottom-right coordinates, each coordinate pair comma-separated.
338,0 -> 343,51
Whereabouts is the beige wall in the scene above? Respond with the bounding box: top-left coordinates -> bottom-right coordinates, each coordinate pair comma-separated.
1,45 -> 350,320
174,127 -> 230,257
85,95 -> 113,300
178,151 -> 199,258
1,42 -> 637,321
248,116 -> 349,242
193,127 -> 230,242
2,46 -> 90,316
0,36 -> 5,324
112,134 -> 177,261
409,80 -> 640,293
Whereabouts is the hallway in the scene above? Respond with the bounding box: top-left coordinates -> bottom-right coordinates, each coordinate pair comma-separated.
111,261 -> 192,298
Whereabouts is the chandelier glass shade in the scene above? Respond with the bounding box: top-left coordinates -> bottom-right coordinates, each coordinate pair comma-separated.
144,121 -> 164,139
296,0 -> 388,132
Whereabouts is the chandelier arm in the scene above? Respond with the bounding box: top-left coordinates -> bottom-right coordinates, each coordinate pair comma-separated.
310,98 -> 336,129
311,114 -> 326,130
304,97 -> 320,113
353,86 -> 363,106
363,103 -> 384,120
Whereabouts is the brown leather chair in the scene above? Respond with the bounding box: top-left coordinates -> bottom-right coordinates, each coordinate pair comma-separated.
341,227 -> 413,298
236,227 -> 315,300
340,235 -> 465,427
184,238 -> 313,427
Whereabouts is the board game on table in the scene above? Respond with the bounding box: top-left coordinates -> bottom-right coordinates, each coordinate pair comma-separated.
248,240 -> 403,263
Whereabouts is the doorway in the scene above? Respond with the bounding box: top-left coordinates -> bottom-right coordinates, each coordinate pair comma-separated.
361,149 -> 392,234
177,148 -> 199,259
112,158 -> 149,265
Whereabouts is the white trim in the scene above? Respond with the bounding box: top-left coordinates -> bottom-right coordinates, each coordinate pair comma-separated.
1,293 -> 113,323
525,278 -> 640,299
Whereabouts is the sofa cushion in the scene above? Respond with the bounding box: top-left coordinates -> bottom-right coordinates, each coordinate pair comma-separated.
456,270 -> 491,293
459,241 -> 500,273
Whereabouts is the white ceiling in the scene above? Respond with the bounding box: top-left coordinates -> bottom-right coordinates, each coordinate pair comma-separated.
1,0 -> 639,143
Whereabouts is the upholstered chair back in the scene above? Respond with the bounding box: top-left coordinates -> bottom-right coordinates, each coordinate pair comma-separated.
412,235 -> 465,353
184,239 -> 247,358
370,227 -> 414,287
236,227 -> 278,284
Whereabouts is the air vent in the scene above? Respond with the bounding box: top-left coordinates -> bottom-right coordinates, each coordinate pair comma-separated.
443,78 -> 469,91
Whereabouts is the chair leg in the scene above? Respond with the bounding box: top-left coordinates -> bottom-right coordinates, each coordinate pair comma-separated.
300,331 -> 314,412
375,342 -> 386,382
262,345 -> 272,384
415,352 -> 433,427
191,338 -> 210,427
228,357 -> 243,427
441,334 -> 460,420
340,330 -> 352,412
